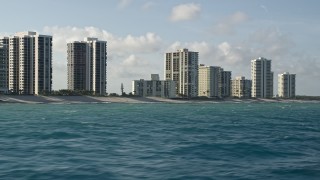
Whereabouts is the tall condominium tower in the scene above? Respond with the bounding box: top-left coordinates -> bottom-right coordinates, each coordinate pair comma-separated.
1,32 -> 52,95
231,76 -> 252,98
198,64 -> 220,97
67,37 -> 107,95
0,44 -> 8,93
251,57 -> 273,98
219,69 -> 232,97
0,37 -> 9,94
165,48 -> 198,98
278,72 -> 296,98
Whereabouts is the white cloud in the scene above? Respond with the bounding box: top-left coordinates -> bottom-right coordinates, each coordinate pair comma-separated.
167,41 -> 248,68
142,1 -> 155,10
168,29 -> 288,72
217,42 -> 251,66
212,11 -> 249,35
109,54 -> 161,93
114,54 -> 153,78
218,42 -> 231,55
167,27 -> 320,95
121,54 -> 148,67
260,5 -> 269,13
118,0 -> 132,8
167,41 -> 210,55
249,27 -> 294,58
39,25 -> 319,95
42,26 -> 163,92
170,3 -> 201,22
43,26 -> 162,55
113,32 -> 162,55
230,11 -> 249,24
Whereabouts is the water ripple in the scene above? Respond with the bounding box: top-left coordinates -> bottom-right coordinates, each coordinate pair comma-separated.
0,103 -> 319,179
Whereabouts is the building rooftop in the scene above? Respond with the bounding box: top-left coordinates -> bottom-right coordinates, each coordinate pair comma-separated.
252,57 -> 271,62
15,31 -> 37,36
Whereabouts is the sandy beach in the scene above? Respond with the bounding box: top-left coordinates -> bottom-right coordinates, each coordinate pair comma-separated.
0,95 -> 175,104
0,95 -> 318,104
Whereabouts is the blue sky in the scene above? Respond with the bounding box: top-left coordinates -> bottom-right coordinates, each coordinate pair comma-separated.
1,0 -> 320,95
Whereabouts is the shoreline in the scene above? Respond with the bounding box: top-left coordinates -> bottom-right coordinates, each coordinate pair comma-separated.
0,95 -> 319,104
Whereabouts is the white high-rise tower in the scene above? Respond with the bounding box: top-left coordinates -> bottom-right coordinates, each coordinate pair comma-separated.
165,48 -> 198,98
1,32 -> 52,95
278,72 -> 296,98
198,64 -> 220,97
251,57 -> 273,98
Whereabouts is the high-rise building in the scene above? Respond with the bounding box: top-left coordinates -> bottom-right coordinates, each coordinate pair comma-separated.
67,37 -> 107,95
1,32 -> 52,95
165,48 -> 198,98
0,37 -> 9,46
67,41 -> 88,91
278,72 -> 296,98
198,64 -> 220,97
132,74 -> 176,98
231,76 -> 252,98
251,57 -> 273,98
219,69 -> 232,97
198,64 -> 232,98
0,37 -> 9,94
0,44 -> 8,93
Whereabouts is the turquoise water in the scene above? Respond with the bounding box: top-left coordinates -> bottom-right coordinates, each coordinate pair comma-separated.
0,103 -> 319,179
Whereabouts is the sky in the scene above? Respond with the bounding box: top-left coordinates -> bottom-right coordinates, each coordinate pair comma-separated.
1,0 -> 320,95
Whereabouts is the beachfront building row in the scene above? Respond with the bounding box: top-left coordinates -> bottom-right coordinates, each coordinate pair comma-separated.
0,31 -> 52,95
0,32 -> 296,98
132,74 -> 176,98
67,38 -> 107,95
278,72 -> 296,98
163,53 -> 295,99
164,49 -> 233,98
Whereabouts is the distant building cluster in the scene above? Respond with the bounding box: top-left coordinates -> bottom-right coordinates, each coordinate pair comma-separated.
132,49 -> 296,99
0,31 -> 107,95
0,31 -> 296,98
0,32 -> 52,95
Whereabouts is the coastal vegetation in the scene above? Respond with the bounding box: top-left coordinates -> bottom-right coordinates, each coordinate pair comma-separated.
2,90 -> 320,100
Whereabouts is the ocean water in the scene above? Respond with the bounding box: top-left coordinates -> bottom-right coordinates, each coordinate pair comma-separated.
0,102 -> 319,180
